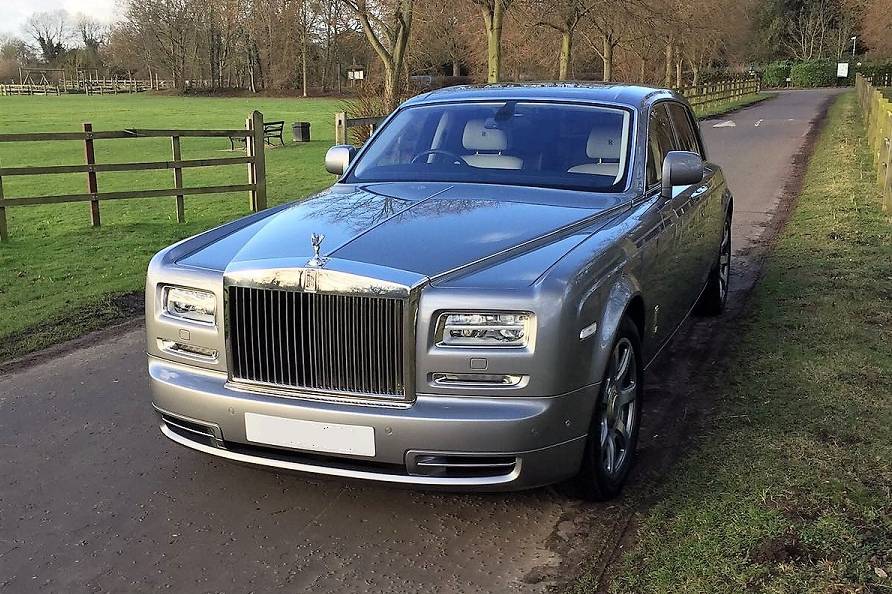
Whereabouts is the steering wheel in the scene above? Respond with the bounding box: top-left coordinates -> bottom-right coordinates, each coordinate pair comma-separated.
411,149 -> 467,166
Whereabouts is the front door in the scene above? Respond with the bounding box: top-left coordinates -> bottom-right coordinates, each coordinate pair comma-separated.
643,102 -> 702,346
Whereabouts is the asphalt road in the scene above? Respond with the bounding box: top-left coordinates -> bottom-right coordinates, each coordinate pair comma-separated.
0,89 -> 843,594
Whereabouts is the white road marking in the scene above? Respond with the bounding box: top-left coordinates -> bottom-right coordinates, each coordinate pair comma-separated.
754,119 -> 763,127
712,120 -> 736,128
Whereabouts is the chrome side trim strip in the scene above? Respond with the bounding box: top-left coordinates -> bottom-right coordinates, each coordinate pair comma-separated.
415,460 -> 517,469
160,424 -> 524,486
164,418 -> 215,439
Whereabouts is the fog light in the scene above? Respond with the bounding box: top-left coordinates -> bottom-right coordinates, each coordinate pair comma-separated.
431,373 -> 523,386
158,339 -> 218,361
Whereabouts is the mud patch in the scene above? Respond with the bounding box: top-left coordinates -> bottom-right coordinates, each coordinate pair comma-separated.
0,292 -> 144,372
750,533 -> 811,565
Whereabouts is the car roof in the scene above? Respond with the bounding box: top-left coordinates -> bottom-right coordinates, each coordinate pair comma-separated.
402,82 -> 684,110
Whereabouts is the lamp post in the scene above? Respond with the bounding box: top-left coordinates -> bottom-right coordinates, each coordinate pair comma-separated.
851,36 -> 857,58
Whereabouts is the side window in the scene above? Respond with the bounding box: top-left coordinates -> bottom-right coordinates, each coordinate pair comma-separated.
667,103 -> 702,155
646,103 -> 675,186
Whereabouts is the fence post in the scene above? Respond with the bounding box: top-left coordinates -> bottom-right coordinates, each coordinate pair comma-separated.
83,122 -> 100,227
335,112 -> 347,144
0,162 -> 7,242
246,110 -> 267,212
171,135 -> 185,222
884,112 -> 892,212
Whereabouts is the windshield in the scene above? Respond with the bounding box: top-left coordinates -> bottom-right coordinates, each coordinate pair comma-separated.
346,101 -> 633,192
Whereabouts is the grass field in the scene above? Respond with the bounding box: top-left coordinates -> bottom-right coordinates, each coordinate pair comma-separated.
0,94 -> 343,359
605,93 -> 891,593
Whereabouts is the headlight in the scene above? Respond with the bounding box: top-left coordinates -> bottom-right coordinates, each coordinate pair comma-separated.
163,287 -> 216,325
437,312 -> 532,347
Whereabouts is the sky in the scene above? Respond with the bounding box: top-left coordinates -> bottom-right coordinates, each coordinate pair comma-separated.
0,0 -> 120,37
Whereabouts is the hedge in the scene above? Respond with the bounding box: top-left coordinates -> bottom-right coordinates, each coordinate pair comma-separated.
762,61 -> 792,87
851,60 -> 892,84
790,60 -> 835,87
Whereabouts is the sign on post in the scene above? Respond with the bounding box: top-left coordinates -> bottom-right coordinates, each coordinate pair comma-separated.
837,62 -> 850,78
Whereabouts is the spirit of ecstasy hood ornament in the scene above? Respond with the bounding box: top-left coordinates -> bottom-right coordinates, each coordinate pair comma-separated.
307,233 -> 327,267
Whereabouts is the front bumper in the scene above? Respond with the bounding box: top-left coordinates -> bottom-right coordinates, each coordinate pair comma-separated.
149,356 -> 597,490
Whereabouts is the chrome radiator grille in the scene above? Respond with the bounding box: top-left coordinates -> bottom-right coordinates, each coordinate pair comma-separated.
227,286 -> 406,397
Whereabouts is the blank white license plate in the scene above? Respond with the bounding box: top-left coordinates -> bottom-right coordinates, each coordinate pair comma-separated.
244,413 -> 375,457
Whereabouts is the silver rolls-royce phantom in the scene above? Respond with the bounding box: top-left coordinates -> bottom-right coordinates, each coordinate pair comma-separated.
146,83 -> 733,500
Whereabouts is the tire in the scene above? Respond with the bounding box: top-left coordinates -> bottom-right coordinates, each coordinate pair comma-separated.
697,213 -> 732,316
572,316 -> 643,501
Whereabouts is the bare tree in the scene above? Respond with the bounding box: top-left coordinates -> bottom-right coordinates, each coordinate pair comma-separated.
411,0 -> 474,77
579,0 -> 641,81
527,0 -> 595,80
1,34 -> 37,81
470,0 -> 513,82
343,0 -> 414,111
74,14 -> 108,52
26,10 -> 70,62
861,0 -> 892,57
123,0 -> 195,89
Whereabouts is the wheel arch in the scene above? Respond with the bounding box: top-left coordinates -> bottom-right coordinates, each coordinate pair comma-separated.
589,274 -> 645,387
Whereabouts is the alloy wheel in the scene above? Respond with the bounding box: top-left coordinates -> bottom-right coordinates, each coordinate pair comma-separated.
599,337 -> 638,478
719,218 -> 731,302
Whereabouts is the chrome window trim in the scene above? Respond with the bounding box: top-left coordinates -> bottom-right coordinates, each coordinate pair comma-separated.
343,98 -> 639,195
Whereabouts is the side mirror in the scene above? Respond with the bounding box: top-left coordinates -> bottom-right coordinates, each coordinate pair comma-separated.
661,151 -> 704,198
325,144 -> 356,175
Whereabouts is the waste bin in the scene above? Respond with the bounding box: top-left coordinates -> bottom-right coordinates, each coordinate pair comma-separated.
292,121 -> 311,142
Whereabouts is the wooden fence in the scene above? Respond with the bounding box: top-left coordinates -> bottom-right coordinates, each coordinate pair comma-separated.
0,84 -> 62,96
334,113 -> 386,145
333,76 -> 762,145
864,73 -> 892,88
0,111 -> 268,242
855,73 -> 892,212
676,76 -> 762,111
84,81 -> 154,95
1,80 -> 168,96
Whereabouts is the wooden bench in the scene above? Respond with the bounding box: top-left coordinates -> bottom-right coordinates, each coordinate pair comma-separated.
229,120 -> 285,149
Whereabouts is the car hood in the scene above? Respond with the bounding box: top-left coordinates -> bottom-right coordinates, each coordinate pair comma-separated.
177,182 -> 625,286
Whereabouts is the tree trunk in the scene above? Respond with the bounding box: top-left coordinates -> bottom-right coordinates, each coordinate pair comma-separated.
690,60 -> 700,86
301,32 -> 308,97
248,45 -> 256,93
481,0 -> 506,83
559,30 -> 572,80
452,58 -> 461,77
353,0 -> 412,111
675,58 -> 682,88
383,63 -> 399,112
664,40 -> 673,87
602,35 -> 613,82
487,31 -> 501,82
300,1 -> 308,97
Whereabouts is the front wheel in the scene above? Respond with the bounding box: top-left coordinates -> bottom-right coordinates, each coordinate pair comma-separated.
572,317 -> 643,501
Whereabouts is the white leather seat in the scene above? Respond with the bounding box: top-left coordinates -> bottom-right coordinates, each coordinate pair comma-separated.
568,124 -> 621,177
461,119 -> 523,170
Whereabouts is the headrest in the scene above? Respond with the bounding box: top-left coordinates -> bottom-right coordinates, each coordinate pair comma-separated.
586,121 -> 622,160
462,119 -> 508,152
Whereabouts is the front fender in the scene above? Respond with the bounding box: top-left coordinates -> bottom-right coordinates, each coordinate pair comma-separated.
588,274 -> 643,386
